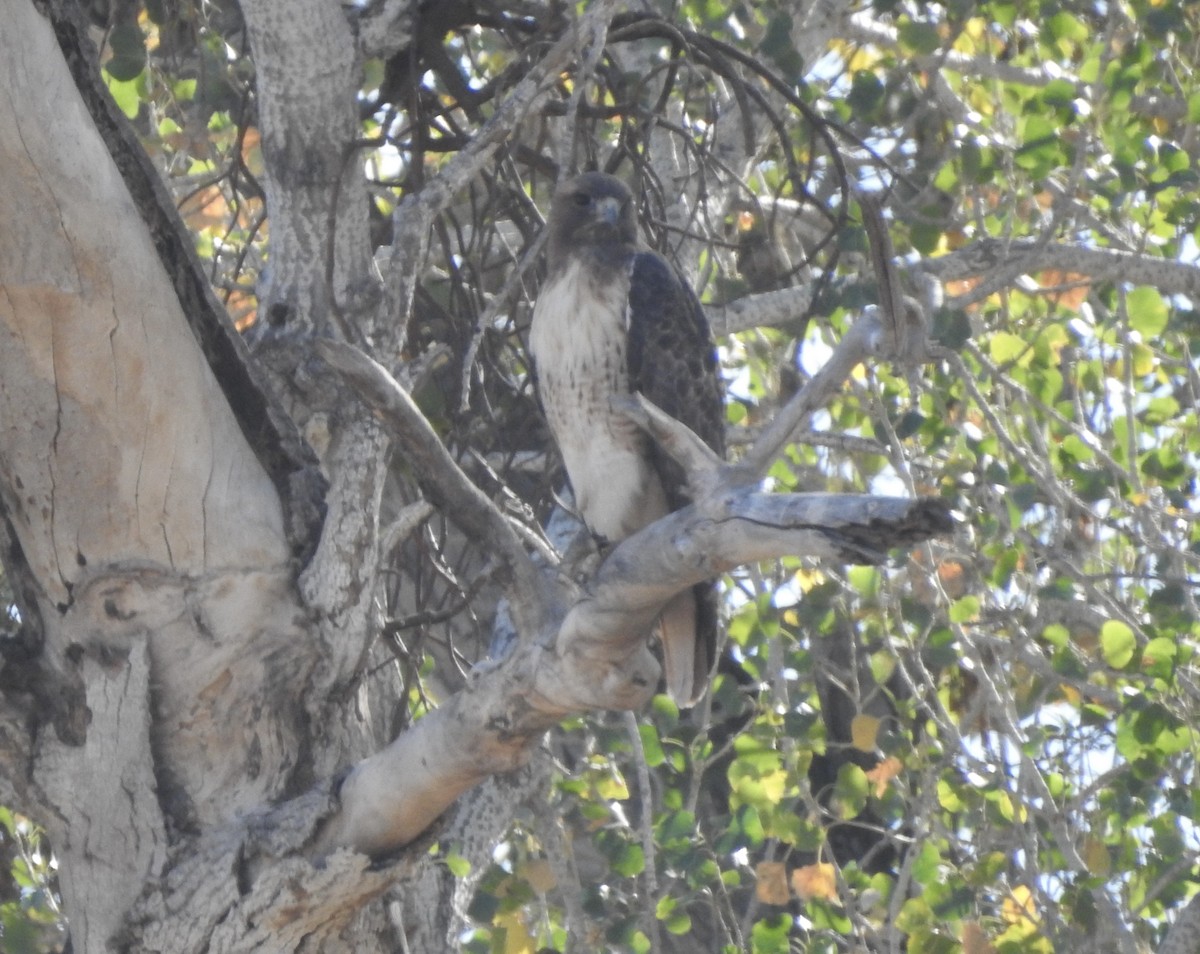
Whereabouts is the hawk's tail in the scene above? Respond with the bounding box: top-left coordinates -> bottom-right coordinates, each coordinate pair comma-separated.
658,581 -> 719,707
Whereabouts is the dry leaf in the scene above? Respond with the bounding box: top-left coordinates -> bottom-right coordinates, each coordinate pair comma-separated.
962,920 -> 996,954
755,861 -> 790,905
865,756 -> 903,797
791,863 -> 838,901
1037,270 -> 1090,310
518,858 -> 557,893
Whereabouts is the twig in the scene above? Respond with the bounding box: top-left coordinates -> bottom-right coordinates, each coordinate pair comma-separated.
624,711 -> 661,954
739,309 -> 886,478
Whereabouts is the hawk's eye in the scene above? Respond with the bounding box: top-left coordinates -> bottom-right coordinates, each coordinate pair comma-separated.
572,192 -> 591,207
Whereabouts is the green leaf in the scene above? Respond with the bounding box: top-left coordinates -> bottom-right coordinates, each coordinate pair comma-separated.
612,842 -> 645,877
1141,637 -> 1177,679
932,308 -> 972,348
1127,286 -> 1169,337
1041,78 -> 1078,109
847,566 -> 880,599
848,70 -> 884,118
948,595 -> 980,624
638,723 -> 666,767
989,332 -> 1028,365
937,779 -> 965,812
832,764 -> 869,818
898,20 -> 941,55
105,23 -> 147,82
750,914 -> 791,954
1100,620 -> 1136,669
445,851 -> 471,878
760,14 -> 804,76
1059,433 -> 1095,462
104,74 -> 143,120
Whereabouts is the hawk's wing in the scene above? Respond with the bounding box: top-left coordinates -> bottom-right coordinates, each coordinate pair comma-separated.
627,251 -> 726,499
626,251 -> 726,704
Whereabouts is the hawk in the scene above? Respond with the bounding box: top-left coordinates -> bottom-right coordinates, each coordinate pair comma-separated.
529,171 -> 726,706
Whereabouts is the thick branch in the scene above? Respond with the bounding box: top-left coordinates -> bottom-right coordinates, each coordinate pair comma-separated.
708,284 -> 817,336
713,237 -> 1200,340
921,238 -> 1200,301
123,786 -> 396,954
317,487 -> 952,857
1158,892 -> 1200,954
240,0 -> 378,335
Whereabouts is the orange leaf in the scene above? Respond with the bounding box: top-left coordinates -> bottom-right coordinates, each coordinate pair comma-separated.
936,559 -> 968,598
865,756 -> 903,797
1037,270 -> 1090,311
945,276 -> 983,299
962,920 -> 996,954
240,126 -> 263,174
518,858 -> 558,893
791,863 -> 837,901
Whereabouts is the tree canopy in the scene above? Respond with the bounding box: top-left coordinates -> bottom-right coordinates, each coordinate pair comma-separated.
2,0 -> 1200,952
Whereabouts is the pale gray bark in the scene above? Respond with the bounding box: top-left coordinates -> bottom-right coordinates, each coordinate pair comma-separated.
922,238 -> 1200,302
1160,892 -> 1200,954
241,0 -> 378,337
1,4 -> 320,950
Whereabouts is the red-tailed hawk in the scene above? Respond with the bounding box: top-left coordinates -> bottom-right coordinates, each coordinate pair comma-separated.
530,172 -> 726,706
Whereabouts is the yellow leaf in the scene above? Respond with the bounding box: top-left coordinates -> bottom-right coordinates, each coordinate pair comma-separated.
492,910 -> 535,954
1083,836 -> 1111,877
865,756 -> 903,797
1002,885 -> 1039,927
791,863 -> 838,901
793,567 -> 826,592
847,46 -> 881,73
851,714 -> 881,752
755,861 -> 790,905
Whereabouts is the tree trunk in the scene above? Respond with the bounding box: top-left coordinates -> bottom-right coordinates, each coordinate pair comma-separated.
1,2 -> 324,949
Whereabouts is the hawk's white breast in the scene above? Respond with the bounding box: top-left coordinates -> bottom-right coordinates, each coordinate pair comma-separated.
530,256 -> 668,541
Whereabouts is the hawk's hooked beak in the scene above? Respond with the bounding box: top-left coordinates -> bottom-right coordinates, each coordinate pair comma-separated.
593,196 -> 621,226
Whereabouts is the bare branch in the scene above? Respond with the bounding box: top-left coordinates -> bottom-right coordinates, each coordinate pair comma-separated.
383,0 -> 621,288
740,309 -> 887,477
611,394 -> 735,499
316,339 -> 544,636
921,238 -> 1200,300
707,283 -> 817,336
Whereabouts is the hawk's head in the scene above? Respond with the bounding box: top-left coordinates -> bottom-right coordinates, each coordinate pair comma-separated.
547,172 -> 638,270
